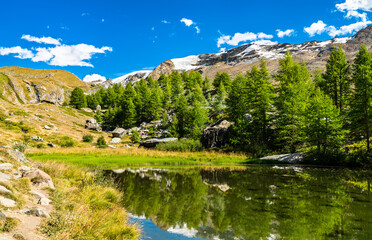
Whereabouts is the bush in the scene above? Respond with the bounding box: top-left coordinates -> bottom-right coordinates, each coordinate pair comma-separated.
58,136 -> 77,148
97,136 -> 107,148
130,131 -> 140,144
82,134 -> 94,143
155,139 -> 203,152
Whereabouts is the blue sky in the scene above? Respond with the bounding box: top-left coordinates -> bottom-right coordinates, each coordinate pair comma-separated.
0,0 -> 371,81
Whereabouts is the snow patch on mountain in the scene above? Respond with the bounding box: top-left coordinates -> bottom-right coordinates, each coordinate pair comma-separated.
171,55 -> 200,71
112,70 -> 152,84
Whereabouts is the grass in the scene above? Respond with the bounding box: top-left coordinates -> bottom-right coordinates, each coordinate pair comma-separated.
26,147 -> 252,168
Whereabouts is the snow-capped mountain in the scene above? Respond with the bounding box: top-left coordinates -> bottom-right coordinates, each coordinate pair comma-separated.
102,70 -> 152,87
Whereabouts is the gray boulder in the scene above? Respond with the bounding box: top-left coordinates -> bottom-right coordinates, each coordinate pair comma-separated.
112,128 -> 126,138
0,186 -> 11,194
85,118 -> 102,132
0,163 -> 13,170
0,196 -> 16,207
24,208 -> 50,218
29,136 -> 44,142
139,138 -> 178,148
7,149 -> 28,163
110,138 -> 122,144
201,120 -> 233,148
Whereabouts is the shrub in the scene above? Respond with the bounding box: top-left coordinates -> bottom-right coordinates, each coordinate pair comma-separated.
82,134 -> 94,143
0,217 -> 19,232
97,136 -> 107,148
58,136 -> 76,148
130,131 -> 140,144
36,143 -> 46,149
155,138 -> 203,152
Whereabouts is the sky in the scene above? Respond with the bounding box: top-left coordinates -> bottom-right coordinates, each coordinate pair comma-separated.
0,0 -> 371,82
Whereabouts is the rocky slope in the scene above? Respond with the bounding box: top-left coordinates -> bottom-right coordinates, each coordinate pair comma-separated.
0,67 -> 89,106
150,24 -> 372,80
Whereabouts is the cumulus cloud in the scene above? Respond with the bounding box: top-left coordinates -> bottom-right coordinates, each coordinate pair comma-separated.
276,29 -> 295,38
304,20 -> 327,36
336,0 -> 372,12
83,74 -> 106,82
0,46 -> 34,59
327,20 -> 372,37
161,20 -> 170,24
195,26 -> 200,34
345,10 -> 367,21
217,31 -> 273,47
21,34 -> 61,45
0,35 -> 112,67
180,18 -> 194,27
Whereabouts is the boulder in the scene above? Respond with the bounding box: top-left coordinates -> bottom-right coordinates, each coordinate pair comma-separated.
0,186 -> 11,194
24,208 -> 50,218
47,143 -> 56,148
0,173 -> 12,182
29,136 -> 44,142
0,196 -> 16,207
0,163 -> 13,170
7,149 -> 28,163
110,138 -> 122,144
201,120 -> 233,148
85,118 -> 102,132
108,145 -> 117,149
23,169 -> 55,189
96,105 -> 101,112
38,197 -> 51,205
18,166 -> 31,173
81,108 -> 93,113
112,128 -> 126,138
139,138 -> 178,148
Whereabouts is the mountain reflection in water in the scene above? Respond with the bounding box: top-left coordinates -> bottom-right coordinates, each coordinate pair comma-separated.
108,166 -> 372,240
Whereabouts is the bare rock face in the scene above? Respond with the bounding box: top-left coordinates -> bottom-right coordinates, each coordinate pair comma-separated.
150,59 -> 175,81
85,118 -> 102,132
201,120 -> 233,148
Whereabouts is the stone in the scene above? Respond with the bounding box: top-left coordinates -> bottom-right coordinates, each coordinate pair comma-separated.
29,136 -> 44,142
0,186 -> 11,194
24,208 -> 50,218
38,197 -> 51,205
201,120 -> 233,148
0,196 -> 16,207
0,173 -> 12,182
18,166 -> 31,173
112,128 -> 126,138
0,163 -> 13,170
139,138 -> 178,148
44,125 -> 51,130
85,118 -> 102,132
0,212 -> 6,221
47,143 -> 56,148
23,169 -> 55,189
108,145 -> 116,149
96,105 -> 101,112
123,144 -> 131,148
110,138 -> 121,144
0,237 -> 11,240
30,190 -> 46,199
7,149 -> 28,163
81,108 -> 93,113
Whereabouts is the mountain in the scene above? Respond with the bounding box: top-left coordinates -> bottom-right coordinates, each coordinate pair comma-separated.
101,70 -> 152,88
150,24 -> 372,80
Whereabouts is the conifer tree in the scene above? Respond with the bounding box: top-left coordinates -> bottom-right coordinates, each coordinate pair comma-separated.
170,71 -> 183,102
226,74 -> 247,122
213,72 -> 232,92
203,76 -> 212,93
349,44 -> 372,152
70,87 -> 87,109
175,95 -> 189,137
119,98 -> 137,128
169,115 -> 180,138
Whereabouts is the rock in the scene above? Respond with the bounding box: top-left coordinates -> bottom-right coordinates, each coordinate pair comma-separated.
0,163 -> 13,170
96,105 -> 102,112
108,145 -> 116,149
29,136 -> 44,142
112,128 -> 126,138
7,149 -> 28,163
24,208 -> 50,218
112,169 -> 125,174
139,138 -> 178,148
18,166 -> 31,173
47,143 -> 56,148
0,237 -> 12,240
0,186 -> 11,194
123,144 -> 131,148
0,212 -> 6,221
38,197 -> 51,205
44,125 -> 51,130
29,190 -> 46,199
0,196 -> 16,207
201,120 -> 233,148
260,153 -> 304,164
81,108 -> 93,113
4,118 -> 11,121
110,138 -> 121,144
0,173 -> 12,182
85,118 -> 102,132
23,169 -> 55,189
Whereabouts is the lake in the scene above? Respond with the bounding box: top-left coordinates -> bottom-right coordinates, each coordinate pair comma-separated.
108,166 -> 372,240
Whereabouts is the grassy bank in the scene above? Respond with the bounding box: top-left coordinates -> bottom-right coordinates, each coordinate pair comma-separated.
39,162 -> 139,239
26,147 -> 251,168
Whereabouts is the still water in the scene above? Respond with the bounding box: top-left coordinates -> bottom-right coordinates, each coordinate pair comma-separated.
109,166 -> 372,240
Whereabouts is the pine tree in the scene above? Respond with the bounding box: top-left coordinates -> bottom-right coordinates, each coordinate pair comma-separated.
170,71 -> 183,102
175,95 -> 189,137
104,87 -> 117,107
322,45 -> 350,111
213,72 -> 232,92
349,44 -> 372,152
226,74 -> 247,122
169,115 -> 180,138
120,98 -> 137,128
203,76 -> 212,93
70,87 -> 87,109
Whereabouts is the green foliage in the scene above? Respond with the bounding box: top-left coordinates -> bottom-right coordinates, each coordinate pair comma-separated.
82,134 -> 94,143
213,72 -> 232,92
97,136 -> 107,148
58,136 -> 77,147
0,217 -> 19,232
130,131 -> 140,144
70,87 -> 87,109
155,139 -> 203,152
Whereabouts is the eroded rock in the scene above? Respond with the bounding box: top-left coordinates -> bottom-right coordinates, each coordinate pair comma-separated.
23,169 -> 55,189
201,120 -> 233,148
85,118 -> 102,132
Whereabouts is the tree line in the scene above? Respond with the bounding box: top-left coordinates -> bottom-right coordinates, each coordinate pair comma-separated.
70,44 -> 372,165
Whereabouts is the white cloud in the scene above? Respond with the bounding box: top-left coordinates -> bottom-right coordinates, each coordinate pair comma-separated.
21,34 -> 61,45
32,47 -> 53,62
83,74 -> 106,82
304,20 -> 327,36
217,31 -> 273,47
345,10 -> 367,21
276,29 -> 295,38
195,26 -> 200,34
219,48 -> 226,52
327,20 -> 372,37
161,20 -> 170,24
0,46 -> 34,59
180,18 -> 194,27
336,0 -> 372,12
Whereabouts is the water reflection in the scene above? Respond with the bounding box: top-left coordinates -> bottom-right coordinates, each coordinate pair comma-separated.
110,166 -> 372,240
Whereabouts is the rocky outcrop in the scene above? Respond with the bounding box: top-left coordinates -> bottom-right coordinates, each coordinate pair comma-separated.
23,169 -> 55,189
260,153 -> 304,164
85,118 -> 102,132
112,128 -> 126,138
201,120 -> 233,148
139,138 -> 178,148
150,60 -> 175,81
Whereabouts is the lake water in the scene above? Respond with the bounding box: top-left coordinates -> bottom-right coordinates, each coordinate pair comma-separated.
109,166 -> 372,240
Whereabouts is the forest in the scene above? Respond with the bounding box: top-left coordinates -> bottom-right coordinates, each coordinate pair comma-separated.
70,44 -> 372,167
